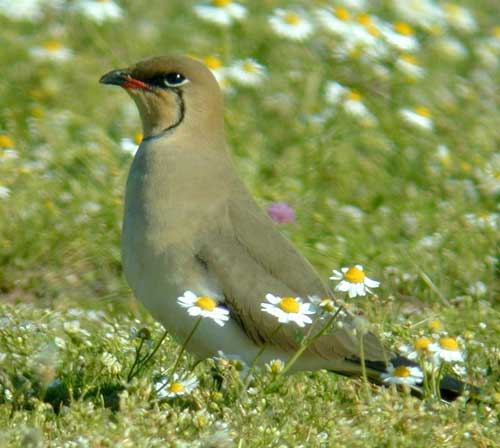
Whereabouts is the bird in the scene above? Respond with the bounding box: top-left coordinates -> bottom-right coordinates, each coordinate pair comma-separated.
100,55 -> 468,399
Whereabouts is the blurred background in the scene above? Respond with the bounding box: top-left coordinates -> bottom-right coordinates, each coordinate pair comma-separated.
0,0 -> 498,310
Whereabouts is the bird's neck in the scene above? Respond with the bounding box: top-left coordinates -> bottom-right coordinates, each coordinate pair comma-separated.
124,135 -> 234,238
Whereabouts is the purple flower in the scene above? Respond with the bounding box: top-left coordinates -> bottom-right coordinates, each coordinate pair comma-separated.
267,202 -> 295,224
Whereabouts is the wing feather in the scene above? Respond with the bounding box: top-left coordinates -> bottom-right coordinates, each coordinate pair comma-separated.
196,190 -> 389,362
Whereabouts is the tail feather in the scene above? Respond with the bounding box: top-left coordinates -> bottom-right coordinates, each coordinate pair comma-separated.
338,356 -> 479,401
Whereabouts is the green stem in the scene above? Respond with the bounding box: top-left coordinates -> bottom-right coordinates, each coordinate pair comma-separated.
279,306 -> 345,377
435,362 -> 445,400
422,359 -> 431,398
168,318 -> 202,382
126,338 -> 145,382
128,329 -> 169,382
242,324 -> 283,389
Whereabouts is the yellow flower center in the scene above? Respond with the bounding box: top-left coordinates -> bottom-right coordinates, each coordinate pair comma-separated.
334,7 -> 350,21
31,106 -> 44,118
42,40 -> 63,51
357,13 -> 371,26
393,365 -> 411,377
444,4 -> 460,15
284,12 -> 300,25
279,297 -> 300,314
196,296 -> 217,311
169,382 -> 184,393
320,298 -> 335,313
493,26 -> 500,38
133,132 -> 143,145
0,135 -> 14,148
440,337 -> 459,351
401,54 -> 417,64
428,319 -> 442,332
212,0 -> 230,6
366,24 -> 380,37
344,266 -> 365,283
414,106 -> 431,117
269,360 -> 283,374
242,61 -> 257,73
460,161 -> 471,173
347,90 -> 362,101
203,55 -> 222,70
414,336 -> 431,352
393,21 -> 413,36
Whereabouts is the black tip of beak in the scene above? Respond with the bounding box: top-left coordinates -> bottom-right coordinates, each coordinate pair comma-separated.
99,69 -> 129,86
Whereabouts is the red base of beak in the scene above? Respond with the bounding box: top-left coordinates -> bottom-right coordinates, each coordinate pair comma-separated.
122,77 -> 153,91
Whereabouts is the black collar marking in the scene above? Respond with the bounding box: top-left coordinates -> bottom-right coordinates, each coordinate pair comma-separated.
143,89 -> 185,141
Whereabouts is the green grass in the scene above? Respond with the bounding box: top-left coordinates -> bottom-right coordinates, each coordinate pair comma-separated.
0,0 -> 499,446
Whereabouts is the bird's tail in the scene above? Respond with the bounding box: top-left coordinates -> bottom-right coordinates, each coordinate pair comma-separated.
337,355 -> 478,401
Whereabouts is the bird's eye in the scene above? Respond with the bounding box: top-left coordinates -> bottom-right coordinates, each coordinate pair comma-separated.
163,72 -> 188,87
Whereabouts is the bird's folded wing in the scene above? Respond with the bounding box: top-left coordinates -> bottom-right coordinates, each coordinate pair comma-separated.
196,194 -> 389,362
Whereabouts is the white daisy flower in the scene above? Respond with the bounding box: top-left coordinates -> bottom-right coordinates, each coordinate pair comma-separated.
0,149 -> 18,162
325,81 -> 347,104
261,294 -> 315,327
435,37 -> 467,59
464,212 -> 498,230
156,373 -> 198,399
339,204 -> 364,223
395,54 -> 425,79
429,337 -> 465,363
265,359 -> 285,375
227,59 -> 266,86
380,21 -> 419,52
309,296 -> 338,314
477,154 -> 500,196
342,91 -> 377,126
74,0 -> 123,23
202,55 -> 228,85
418,233 -> 442,249
315,7 -> 353,37
392,0 -> 445,32
30,41 -> 73,62
0,0 -> 49,21
330,265 -> 379,298
435,144 -> 451,166
404,336 -> 438,363
120,132 -> 143,156
399,106 -> 433,131
466,281 -> 487,297
194,0 -> 246,27
444,3 -> 476,33
476,40 -> 499,69
268,8 -> 314,41
381,363 -> 423,386
177,291 -> 229,327
0,185 -> 11,198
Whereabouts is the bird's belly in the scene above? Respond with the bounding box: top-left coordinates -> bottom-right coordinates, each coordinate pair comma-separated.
121,226 -> 267,363
120,198 -> 340,370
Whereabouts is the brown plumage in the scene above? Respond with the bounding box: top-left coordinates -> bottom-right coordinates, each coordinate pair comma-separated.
100,56 -> 470,396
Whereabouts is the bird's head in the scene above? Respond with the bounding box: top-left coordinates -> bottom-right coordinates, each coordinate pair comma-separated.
100,55 -> 224,142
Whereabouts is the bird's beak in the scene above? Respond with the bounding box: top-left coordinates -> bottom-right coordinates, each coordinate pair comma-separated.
99,69 -> 152,91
